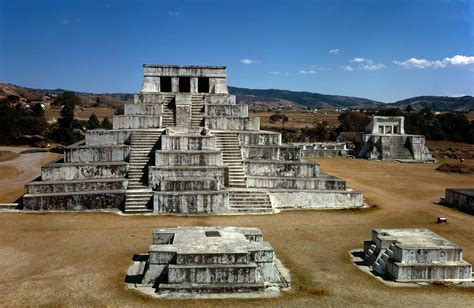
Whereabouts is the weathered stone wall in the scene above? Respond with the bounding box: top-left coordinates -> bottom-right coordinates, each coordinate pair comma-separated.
238,131 -> 281,146
161,135 -> 216,150
205,117 -> 260,131
112,115 -> 162,129
85,130 -> 131,146
153,191 -> 229,214
247,176 -> 346,190
23,191 -> 125,211
205,104 -> 248,117
155,150 -> 223,166
269,190 -> 363,209
206,94 -> 236,105
41,162 -> 128,181
241,145 -> 301,161
64,145 -> 129,162
25,178 -> 127,194
149,166 -> 226,190
124,104 -> 163,116
444,189 -> 474,214
244,160 -> 320,177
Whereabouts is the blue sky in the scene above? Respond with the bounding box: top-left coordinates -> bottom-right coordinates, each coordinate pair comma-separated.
0,0 -> 473,102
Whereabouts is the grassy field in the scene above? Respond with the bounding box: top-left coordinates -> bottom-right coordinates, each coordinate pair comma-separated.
250,110 -> 341,129
0,157 -> 473,306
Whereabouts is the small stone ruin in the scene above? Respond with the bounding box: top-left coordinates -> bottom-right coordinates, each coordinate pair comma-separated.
126,227 -> 289,296
363,228 -> 472,282
355,116 -> 434,162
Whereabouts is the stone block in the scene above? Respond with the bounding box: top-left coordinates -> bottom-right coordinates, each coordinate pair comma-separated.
205,104 -> 248,117
153,191 -> 229,214
64,145 -> 129,162
22,190 -> 125,210
149,166 -> 226,190
112,115 -> 162,129
168,264 -> 257,284
244,160 -> 320,177
41,162 -> 128,181
124,103 -> 163,116
159,177 -> 220,191
155,150 -> 223,166
247,175 -> 346,190
238,131 -> 281,146
85,130 -> 131,146
241,145 -> 301,161
205,117 -> 260,131
269,190 -> 364,209
160,135 -> 216,150
25,178 -> 127,194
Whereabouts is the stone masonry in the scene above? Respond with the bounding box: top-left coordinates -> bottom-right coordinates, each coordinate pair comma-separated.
355,116 -> 434,162
127,227 -> 287,295
363,228 -> 472,282
23,64 -> 363,213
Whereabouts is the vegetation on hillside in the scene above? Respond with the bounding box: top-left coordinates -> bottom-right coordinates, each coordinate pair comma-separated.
0,92 -> 112,146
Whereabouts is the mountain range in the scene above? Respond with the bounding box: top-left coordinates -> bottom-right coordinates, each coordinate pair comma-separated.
1,83 -> 473,112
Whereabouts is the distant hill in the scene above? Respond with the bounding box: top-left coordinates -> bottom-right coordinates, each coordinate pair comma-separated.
1,83 -> 473,112
228,86 -> 383,109
389,96 -> 474,112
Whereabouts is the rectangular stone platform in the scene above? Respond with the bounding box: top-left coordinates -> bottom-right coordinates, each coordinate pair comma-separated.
25,178 -> 127,194
269,190 -> 363,209
244,160 -> 320,177
23,190 -> 125,210
41,162 -> 128,181
65,145 -> 130,162
247,175 -> 346,190
241,145 -> 302,161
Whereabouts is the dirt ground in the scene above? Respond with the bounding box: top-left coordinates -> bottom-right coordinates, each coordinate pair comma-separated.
0,147 -> 61,202
250,110 -> 341,129
0,157 -> 473,306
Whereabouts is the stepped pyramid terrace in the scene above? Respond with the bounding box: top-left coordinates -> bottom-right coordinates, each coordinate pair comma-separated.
355,116 -> 434,162
363,229 -> 472,282
23,64 -> 363,214
126,227 -> 289,297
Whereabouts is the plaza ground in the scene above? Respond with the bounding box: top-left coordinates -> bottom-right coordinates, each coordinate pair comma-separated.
0,155 -> 473,306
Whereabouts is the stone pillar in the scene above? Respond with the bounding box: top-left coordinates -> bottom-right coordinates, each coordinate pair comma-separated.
141,77 -> 160,93
400,117 -> 405,134
190,78 -> 198,93
175,94 -> 192,127
171,77 -> 179,93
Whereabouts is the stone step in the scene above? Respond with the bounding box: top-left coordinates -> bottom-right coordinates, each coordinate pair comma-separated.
158,282 -> 265,293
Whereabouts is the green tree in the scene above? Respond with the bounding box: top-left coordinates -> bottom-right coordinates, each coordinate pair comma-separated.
32,103 -> 44,117
101,117 -> 112,129
337,112 -> 371,132
405,105 -> 414,112
87,113 -> 100,129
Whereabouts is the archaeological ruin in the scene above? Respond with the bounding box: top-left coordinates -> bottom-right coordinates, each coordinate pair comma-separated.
442,188 -> 474,215
363,228 -> 472,282
126,227 -> 288,296
355,116 -> 434,162
22,64 -> 363,214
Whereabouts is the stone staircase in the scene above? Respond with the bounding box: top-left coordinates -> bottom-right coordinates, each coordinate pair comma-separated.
214,132 -> 247,188
125,130 -> 162,213
389,143 -> 413,160
228,190 -> 273,213
125,190 -> 153,214
191,94 -> 205,127
162,94 -> 175,127
372,243 -> 396,274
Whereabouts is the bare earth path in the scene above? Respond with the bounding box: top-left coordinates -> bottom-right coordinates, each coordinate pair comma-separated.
0,146 -> 61,202
0,157 -> 473,306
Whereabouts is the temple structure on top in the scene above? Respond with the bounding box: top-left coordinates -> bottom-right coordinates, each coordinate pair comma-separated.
355,116 -> 434,162
22,64 -> 363,214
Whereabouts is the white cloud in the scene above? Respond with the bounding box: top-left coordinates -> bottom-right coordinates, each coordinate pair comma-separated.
443,55 -> 474,66
339,65 -> 354,72
329,49 -> 340,54
351,57 -> 367,63
346,58 -> 385,70
394,55 -> 474,69
298,70 -> 317,74
360,63 -> 385,70
240,58 -> 260,65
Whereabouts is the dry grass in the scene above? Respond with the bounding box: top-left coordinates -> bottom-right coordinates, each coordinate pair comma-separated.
251,111 -> 341,129
0,158 -> 473,306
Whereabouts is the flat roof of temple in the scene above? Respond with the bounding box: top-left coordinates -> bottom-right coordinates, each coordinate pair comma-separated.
447,188 -> 474,197
143,64 -> 226,69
